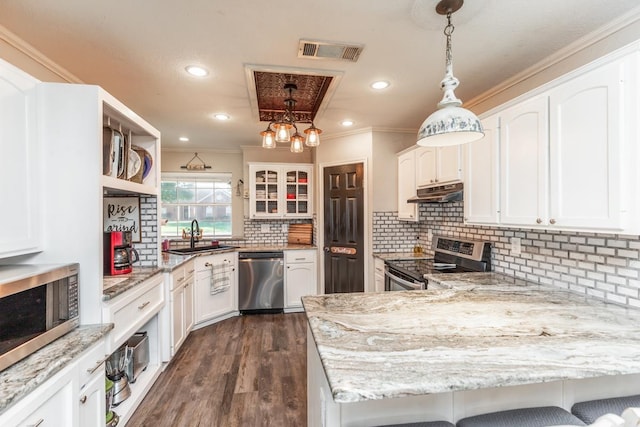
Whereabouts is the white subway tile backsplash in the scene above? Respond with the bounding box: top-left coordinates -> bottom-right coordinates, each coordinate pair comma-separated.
373,202 -> 640,308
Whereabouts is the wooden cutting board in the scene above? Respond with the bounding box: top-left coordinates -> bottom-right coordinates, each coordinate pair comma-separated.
288,223 -> 313,245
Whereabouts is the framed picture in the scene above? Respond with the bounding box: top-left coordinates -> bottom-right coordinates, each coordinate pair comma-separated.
103,196 -> 141,242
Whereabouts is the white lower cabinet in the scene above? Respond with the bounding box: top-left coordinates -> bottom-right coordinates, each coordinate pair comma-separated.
0,339 -> 106,427
165,259 -> 195,359
374,257 -> 385,292
78,367 -> 105,427
285,250 -> 317,310
194,252 -> 238,325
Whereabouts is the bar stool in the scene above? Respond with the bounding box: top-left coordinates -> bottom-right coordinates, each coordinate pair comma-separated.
456,406 -> 586,427
374,421 -> 454,427
572,395 -> 640,424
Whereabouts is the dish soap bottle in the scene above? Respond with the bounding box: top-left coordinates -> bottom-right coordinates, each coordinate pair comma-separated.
413,236 -> 423,254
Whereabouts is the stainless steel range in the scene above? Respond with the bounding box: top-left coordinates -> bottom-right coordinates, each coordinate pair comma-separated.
384,236 -> 491,291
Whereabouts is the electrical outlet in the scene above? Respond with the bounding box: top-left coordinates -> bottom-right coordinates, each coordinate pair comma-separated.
282,224 -> 288,232
261,224 -> 270,233
510,237 -> 522,255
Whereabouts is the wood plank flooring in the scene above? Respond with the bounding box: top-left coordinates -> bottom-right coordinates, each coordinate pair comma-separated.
127,313 -> 308,427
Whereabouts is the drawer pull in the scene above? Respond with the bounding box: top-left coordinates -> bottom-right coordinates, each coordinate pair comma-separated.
188,269 -> 195,274
30,420 -> 44,427
295,258 -> 305,261
87,356 -> 109,374
204,262 -> 212,267
138,301 -> 151,310
177,276 -> 185,282
80,395 -> 87,404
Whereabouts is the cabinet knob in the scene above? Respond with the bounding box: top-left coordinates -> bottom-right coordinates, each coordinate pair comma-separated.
536,218 -> 542,224
80,395 -> 87,404
435,179 -> 439,183
550,218 -> 556,225
430,179 -> 434,183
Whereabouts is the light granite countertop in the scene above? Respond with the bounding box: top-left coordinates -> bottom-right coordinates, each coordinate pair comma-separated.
302,274 -> 640,404
373,251 -> 434,261
102,267 -> 163,300
0,324 -> 113,415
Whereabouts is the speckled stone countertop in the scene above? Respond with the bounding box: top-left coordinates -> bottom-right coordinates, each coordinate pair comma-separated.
102,267 -> 163,300
0,324 -> 113,415
373,251 -> 434,261
425,271 -> 532,290
302,275 -> 640,404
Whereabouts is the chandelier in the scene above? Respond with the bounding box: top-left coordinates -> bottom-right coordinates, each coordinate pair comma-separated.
417,0 -> 484,147
260,83 -> 322,153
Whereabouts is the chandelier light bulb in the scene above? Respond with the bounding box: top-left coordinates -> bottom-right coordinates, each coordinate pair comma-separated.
275,123 -> 291,143
261,129 -> 276,149
290,133 -> 304,153
304,124 -> 322,147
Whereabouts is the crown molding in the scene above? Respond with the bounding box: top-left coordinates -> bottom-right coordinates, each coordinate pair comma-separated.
0,24 -> 83,83
465,5 -> 640,109
163,146 -> 242,155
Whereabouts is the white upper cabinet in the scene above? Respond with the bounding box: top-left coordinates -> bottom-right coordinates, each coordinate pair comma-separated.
548,57 -> 626,230
0,60 -> 41,258
464,114 -> 500,225
499,95 -> 549,227
468,45 -> 637,233
397,149 -> 418,221
249,163 -> 313,219
415,146 -> 461,187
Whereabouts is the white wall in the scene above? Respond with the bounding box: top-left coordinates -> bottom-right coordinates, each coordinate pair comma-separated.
371,131 -> 416,212
161,149 -> 245,237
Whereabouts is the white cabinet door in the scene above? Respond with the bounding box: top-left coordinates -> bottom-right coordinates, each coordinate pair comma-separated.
464,114 -> 500,224
249,163 -> 313,219
171,285 -> 185,353
397,150 -> 418,221
374,257 -> 385,293
283,165 -> 313,217
194,253 -> 236,324
415,147 -> 437,187
0,60 -> 40,258
284,250 -> 317,309
184,274 -> 194,332
78,369 -> 104,427
499,95 -> 549,227
285,263 -> 316,308
548,58 -> 625,230
13,374 -> 75,427
437,145 -> 462,184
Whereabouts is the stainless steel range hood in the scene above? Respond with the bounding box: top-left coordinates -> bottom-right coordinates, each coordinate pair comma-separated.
407,182 -> 463,203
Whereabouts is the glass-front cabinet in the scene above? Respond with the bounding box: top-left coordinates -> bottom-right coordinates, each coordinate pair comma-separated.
249,163 -> 313,219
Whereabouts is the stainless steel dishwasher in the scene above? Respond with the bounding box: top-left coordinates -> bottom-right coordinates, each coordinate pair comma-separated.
238,251 -> 284,313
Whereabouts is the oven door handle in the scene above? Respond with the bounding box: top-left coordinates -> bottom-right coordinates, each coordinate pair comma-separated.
384,270 -> 424,290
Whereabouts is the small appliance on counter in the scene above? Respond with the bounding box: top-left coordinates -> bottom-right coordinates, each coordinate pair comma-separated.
0,264 -> 80,372
104,231 -> 139,276
125,331 -> 149,383
105,377 -> 119,427
105,343 -> 132,406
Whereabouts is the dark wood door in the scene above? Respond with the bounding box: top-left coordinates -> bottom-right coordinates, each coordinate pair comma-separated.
323,163 -> 364,293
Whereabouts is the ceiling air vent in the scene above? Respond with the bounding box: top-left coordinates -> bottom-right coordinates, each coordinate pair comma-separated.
298,40 -> 364,62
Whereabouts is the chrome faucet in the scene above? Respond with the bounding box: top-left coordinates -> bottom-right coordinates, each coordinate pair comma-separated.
190,219 -> 200,249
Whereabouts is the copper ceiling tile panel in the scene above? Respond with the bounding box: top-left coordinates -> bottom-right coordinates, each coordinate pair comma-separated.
254,72 -> 333,123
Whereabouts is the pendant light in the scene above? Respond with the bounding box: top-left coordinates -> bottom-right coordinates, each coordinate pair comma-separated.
259,83 -> 322,150
417,0 -> 483,147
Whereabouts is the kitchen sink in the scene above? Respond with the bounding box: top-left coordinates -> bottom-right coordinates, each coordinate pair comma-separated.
165,245 -> 236,255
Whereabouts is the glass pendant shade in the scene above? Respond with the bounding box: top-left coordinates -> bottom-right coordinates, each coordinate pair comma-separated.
261,129 -> 276,149
274,123 -> 292,143
304,125 -> 322,147
290,133 -> 304,153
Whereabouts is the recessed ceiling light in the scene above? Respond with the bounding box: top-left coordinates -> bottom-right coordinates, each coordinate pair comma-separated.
214,113 -> 230,121
179,136 -> 189,142
371,81 -> 390,90
185,65 -> 209,77
341,120 -> 354,127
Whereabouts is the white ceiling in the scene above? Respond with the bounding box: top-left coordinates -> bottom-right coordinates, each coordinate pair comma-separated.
0,0 -> 639,150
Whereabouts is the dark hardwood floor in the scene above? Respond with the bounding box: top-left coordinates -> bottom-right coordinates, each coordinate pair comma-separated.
126,313 -> 308,427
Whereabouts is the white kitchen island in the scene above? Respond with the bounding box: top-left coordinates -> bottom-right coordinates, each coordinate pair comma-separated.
303,273 -> 640,426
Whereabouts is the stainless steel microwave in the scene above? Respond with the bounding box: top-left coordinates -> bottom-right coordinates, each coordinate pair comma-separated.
0,263 -> 80,372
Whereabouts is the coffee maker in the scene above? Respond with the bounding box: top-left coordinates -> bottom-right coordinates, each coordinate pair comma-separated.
104,231 -> 139,276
